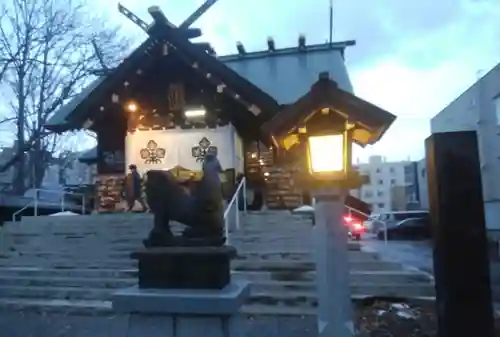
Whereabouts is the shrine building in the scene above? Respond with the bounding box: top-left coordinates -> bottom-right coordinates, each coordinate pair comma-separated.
44,8 -> 364,212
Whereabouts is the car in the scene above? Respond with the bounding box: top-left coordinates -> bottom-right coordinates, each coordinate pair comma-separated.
372,210 -> 429,233
377,217 -> 431,240
344,215 -> 365,240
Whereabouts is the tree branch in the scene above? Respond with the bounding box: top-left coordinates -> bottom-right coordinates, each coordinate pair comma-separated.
0,0 -> 131,192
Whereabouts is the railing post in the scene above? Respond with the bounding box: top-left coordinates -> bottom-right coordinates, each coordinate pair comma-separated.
82,194 -> 85,215
224,216 -> 230,245
34,190 -> 38,217
235,196 -> 240,230
243,178 -> 247,214
61,194 -> 65,212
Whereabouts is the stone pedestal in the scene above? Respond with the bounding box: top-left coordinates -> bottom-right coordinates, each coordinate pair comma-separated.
113,281 -> 250,337
113,244 -> 247,337
131,246 -> 236,289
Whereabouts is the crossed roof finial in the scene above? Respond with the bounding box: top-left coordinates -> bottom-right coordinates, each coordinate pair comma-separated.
118,0 -> 219,37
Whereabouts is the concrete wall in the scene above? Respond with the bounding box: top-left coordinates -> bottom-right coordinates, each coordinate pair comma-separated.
125,125 -> 241,175
430,62 -> 500,231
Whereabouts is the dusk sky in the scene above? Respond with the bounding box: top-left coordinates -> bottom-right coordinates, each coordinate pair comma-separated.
95,0 -> 500,162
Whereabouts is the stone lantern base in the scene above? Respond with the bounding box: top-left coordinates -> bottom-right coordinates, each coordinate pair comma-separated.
112,245 -> 249,337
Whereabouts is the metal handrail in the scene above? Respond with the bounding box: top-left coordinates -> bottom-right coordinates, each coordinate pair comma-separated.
11,201 -> 34,222
223,177 -> 247,243
11,188 -> 88,223
31,188 -> 86,216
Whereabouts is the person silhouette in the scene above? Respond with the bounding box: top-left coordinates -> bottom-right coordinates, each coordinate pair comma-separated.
123,164 -> 148,212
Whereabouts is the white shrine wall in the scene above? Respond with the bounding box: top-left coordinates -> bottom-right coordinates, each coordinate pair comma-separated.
125,125 -> 244,175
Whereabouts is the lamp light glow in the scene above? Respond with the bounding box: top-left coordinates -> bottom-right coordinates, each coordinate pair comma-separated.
185,109 -> 206,118
126,102 -> 138,112
308,134 -> 344,173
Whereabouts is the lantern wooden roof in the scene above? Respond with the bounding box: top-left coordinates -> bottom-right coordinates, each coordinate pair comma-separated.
262,72 -> 397,147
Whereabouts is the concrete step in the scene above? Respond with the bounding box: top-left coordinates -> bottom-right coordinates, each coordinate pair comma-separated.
0,296 -> 302,318
232,260 -> 405,272
0,249 -> 376,262
0,267 -> 138,278
0,285 -> 112,301
0,268 -> 432,289
0,275 -> 136,288
0,296 -> 438,317
0,275 -> 434,295
233,270 -> 433,284
0,281 -> 436,304
3,240 -> 362,254
0,268 -> 431,285
0,298 -> 113,315
4,220 -> 311,231
249,281 -> 436,298
0,257 -> 395,271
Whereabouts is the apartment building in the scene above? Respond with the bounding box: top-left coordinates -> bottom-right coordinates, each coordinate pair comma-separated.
430,62 -> 500,233
351,155 -> 420,214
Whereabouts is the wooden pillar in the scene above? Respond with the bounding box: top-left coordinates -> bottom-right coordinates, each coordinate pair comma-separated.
425,131 -> 494,337
94,108 -> 127,213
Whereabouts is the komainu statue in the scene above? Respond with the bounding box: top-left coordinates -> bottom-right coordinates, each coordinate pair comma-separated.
144,154 -> 225,247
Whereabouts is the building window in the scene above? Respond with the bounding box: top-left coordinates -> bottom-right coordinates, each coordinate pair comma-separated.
377,191 -> 383,197
364,190 -> 373,198
389,167 -> 395,174
495,96 -> 500,125
378,203 -> 384,209
378,179 -> 383,185
391,179 -> 396,185
421,168 -> 426,177
376,168 -> 381,173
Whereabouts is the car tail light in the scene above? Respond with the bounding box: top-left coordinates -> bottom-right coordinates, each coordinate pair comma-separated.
343,216 -> 352,223
353,223 -> 364,232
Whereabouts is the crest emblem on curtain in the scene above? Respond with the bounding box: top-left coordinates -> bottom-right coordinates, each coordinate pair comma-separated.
140,140 -> 166,164
191,137 -> 217,162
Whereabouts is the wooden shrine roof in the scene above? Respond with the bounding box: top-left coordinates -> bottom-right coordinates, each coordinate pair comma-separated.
45,33 -> 281,138
46,38 -> 356,136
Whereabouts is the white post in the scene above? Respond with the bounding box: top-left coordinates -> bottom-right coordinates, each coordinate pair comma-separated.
243,178 -> 247,214
383,221 -> 388,244
34,190 -> 38,217
235,196 -> 240,230
61,194 -> 65,212
224,216 -> 229,245
312,188 -> 354,337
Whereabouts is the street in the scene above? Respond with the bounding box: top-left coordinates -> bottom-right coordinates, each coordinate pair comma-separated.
360,235 -> 434,275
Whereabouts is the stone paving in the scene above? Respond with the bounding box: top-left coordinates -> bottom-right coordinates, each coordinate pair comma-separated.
0,311 -> 319,337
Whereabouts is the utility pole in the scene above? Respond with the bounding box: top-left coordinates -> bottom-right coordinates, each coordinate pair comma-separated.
329,0 -> 333,44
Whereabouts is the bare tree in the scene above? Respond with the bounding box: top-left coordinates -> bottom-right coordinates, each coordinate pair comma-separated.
0,0 -> 129,193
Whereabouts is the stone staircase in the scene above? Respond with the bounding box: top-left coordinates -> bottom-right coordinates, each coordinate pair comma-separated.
0,212 -> 435,315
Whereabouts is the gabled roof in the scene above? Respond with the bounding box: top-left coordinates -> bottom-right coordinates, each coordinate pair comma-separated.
221,41 -> 355,104
45,38 -> 158,132
45,28 -> 281,134
46,37 -> 356,134
262,72 -> 397,146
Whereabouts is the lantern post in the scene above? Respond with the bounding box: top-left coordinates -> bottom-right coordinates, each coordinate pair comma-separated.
262,72 -> 396,337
